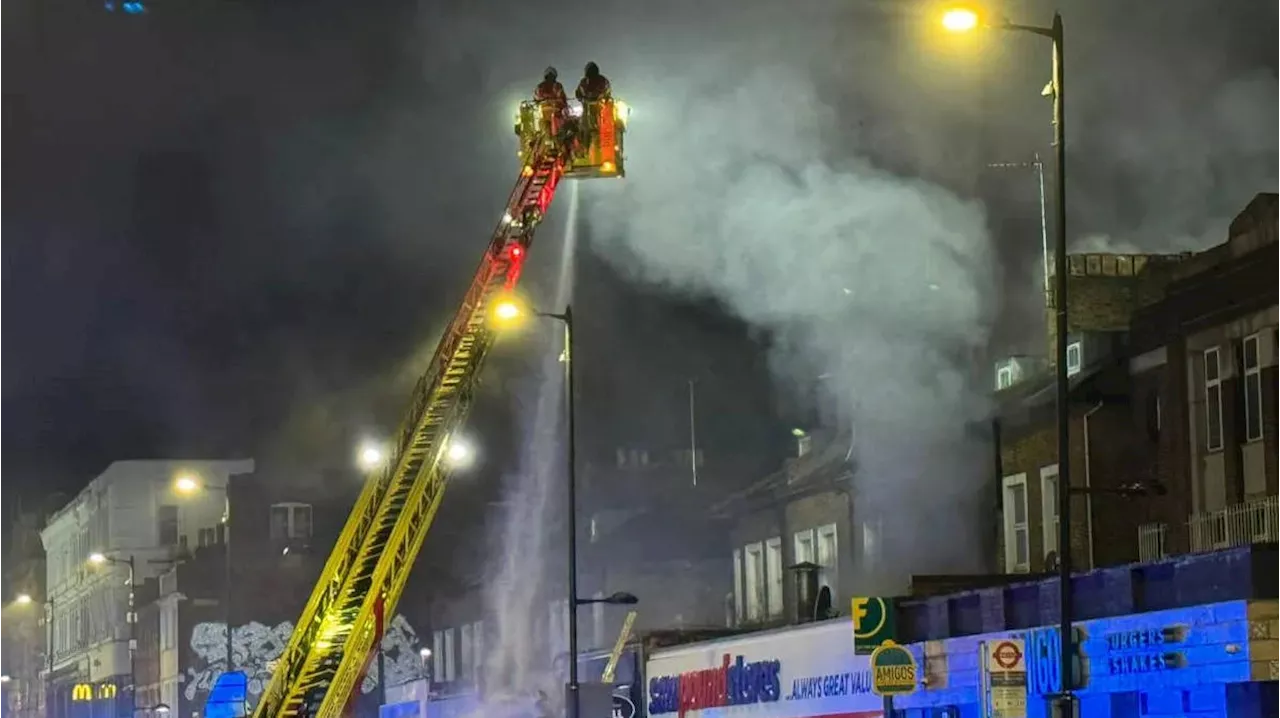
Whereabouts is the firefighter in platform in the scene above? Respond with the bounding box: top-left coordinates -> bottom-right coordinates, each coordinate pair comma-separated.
574,61 -> 612,102
572,62 -> 611,156
533,66 -> 568,153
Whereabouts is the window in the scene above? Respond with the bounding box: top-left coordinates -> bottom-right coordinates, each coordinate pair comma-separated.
996,365 -> 1014,390
459,623 -> 473,681
793,530 -> 815,565
1243,334 -> 1263,442
471,620 -> 485,684
269,503 -> 314,541
1040,466 -> 1059,559
765,538 -> 783,618
731,549 -> 743,622
198,527 -> 217,548
432,630 -> 444,680
443,628 -> 455,682
1204,348 -> 1223,451
157,506 -> 179,546
1002,474 -> 1029,572
816,524 -> 838,598
796,435 -> 812,457
1066,342 -> 1082,377
743,542 -> 764,621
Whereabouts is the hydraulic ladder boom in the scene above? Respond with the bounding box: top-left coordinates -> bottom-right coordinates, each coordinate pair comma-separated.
251,147 -> 564,718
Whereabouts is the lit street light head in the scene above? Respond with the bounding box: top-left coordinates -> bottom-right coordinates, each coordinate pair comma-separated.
174,475 -> 200,494
357,441 -> 386,471
88,552 -> 108,565
14,594 -> 33,605
445,438 -> 475,468
941,7 -> 980,32
419,647 -> 432,658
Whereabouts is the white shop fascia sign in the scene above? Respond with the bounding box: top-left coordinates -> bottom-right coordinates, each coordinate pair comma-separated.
645,620 -> 881,718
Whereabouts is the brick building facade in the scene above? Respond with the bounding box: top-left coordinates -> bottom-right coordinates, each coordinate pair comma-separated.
1129,193 -> 1279,559
995,193 -> 1279,575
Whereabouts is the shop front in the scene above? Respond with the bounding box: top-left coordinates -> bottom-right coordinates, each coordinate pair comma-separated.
646,620 -> 882,718
895,599 -> 1278,718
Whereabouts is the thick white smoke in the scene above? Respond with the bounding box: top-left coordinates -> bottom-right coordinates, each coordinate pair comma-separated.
583,62 -> 1000,590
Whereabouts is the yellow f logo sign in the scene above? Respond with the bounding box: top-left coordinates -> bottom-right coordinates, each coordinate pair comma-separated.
851,597 -> 870,632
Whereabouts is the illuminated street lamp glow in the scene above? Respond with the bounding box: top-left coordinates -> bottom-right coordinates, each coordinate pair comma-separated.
357,442 -> 386,471
445,438 -> 475,468
419,647 -> 432,658
941,8 -> 980,32
88,552 -> 108,565
174,475 -> 200,494
14,594 -> 33,605
493,300 -> 522,322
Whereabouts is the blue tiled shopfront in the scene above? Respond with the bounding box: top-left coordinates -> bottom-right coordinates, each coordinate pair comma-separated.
888,545 -> 1278,718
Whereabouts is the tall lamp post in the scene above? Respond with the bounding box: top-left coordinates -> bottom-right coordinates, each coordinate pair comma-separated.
491,299 -> 639,718
88,553 -> 137,717
943,8 -> 1072,714
7,593 -> 48,718
173,474 -> 235,673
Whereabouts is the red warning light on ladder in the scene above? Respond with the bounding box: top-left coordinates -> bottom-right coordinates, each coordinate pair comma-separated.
509,244 -> 524,259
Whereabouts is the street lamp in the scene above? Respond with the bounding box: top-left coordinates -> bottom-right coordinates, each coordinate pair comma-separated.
172,474 -> 235,674
490,297 -> 584,718
943,7 -> 1073,714
418,647 -> 433,683
357,442 -> 386,472
14,594 -> 33,605
88,552 -> 137,717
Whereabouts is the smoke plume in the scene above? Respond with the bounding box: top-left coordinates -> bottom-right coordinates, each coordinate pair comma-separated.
584,61 -> 1000,590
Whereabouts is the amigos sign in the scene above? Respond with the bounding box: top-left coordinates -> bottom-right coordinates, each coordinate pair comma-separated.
646,621 -> 880,718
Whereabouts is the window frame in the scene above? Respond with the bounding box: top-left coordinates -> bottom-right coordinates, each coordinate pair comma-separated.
731,548 -> 744,623
996,365 -> 1014,390
764,537 -> 783,618
269,502 -> 314,541
1002,473 -> 1030,572
815,523 -> 839,598
1040,465 -> 1059,561
1066,341 -> 1082,377
743,542 -> 764,622
1204,347 -> 1224,451
1243,333 -> 1263,442
793,529 -> 815,565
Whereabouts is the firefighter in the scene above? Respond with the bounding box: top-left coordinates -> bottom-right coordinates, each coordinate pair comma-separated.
532,67 -> 569,155
534,66 -> 568,109
572,62 -> 611,160
574,61 -> 612,102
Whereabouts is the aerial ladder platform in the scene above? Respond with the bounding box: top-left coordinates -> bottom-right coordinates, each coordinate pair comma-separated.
247,96 -> 630,718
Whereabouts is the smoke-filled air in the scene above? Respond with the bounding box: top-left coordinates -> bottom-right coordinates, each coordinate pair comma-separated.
583,62 -> 999,587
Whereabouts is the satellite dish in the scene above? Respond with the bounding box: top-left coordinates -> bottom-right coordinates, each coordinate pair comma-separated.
813,585 -> 833,620
1044,550 -> 1060,572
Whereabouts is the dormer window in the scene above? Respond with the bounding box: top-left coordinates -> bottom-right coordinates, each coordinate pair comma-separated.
796,435 -> 812,457
1066,342 -> 1082,377
996,365 -> 1014,390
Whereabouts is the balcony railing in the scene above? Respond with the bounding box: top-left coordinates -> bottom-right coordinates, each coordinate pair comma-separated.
1137,522 -> 1168,562
1188,496 -> 1280,553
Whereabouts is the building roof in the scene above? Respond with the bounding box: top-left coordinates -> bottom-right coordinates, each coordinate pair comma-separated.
709,430 -> 853,519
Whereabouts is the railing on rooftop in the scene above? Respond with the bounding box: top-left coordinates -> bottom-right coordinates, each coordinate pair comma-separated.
1137,522 -> 1168,562
1188,495 -> 1279,553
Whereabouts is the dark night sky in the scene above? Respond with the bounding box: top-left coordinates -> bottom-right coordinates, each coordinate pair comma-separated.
3,0 -> 1276,503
